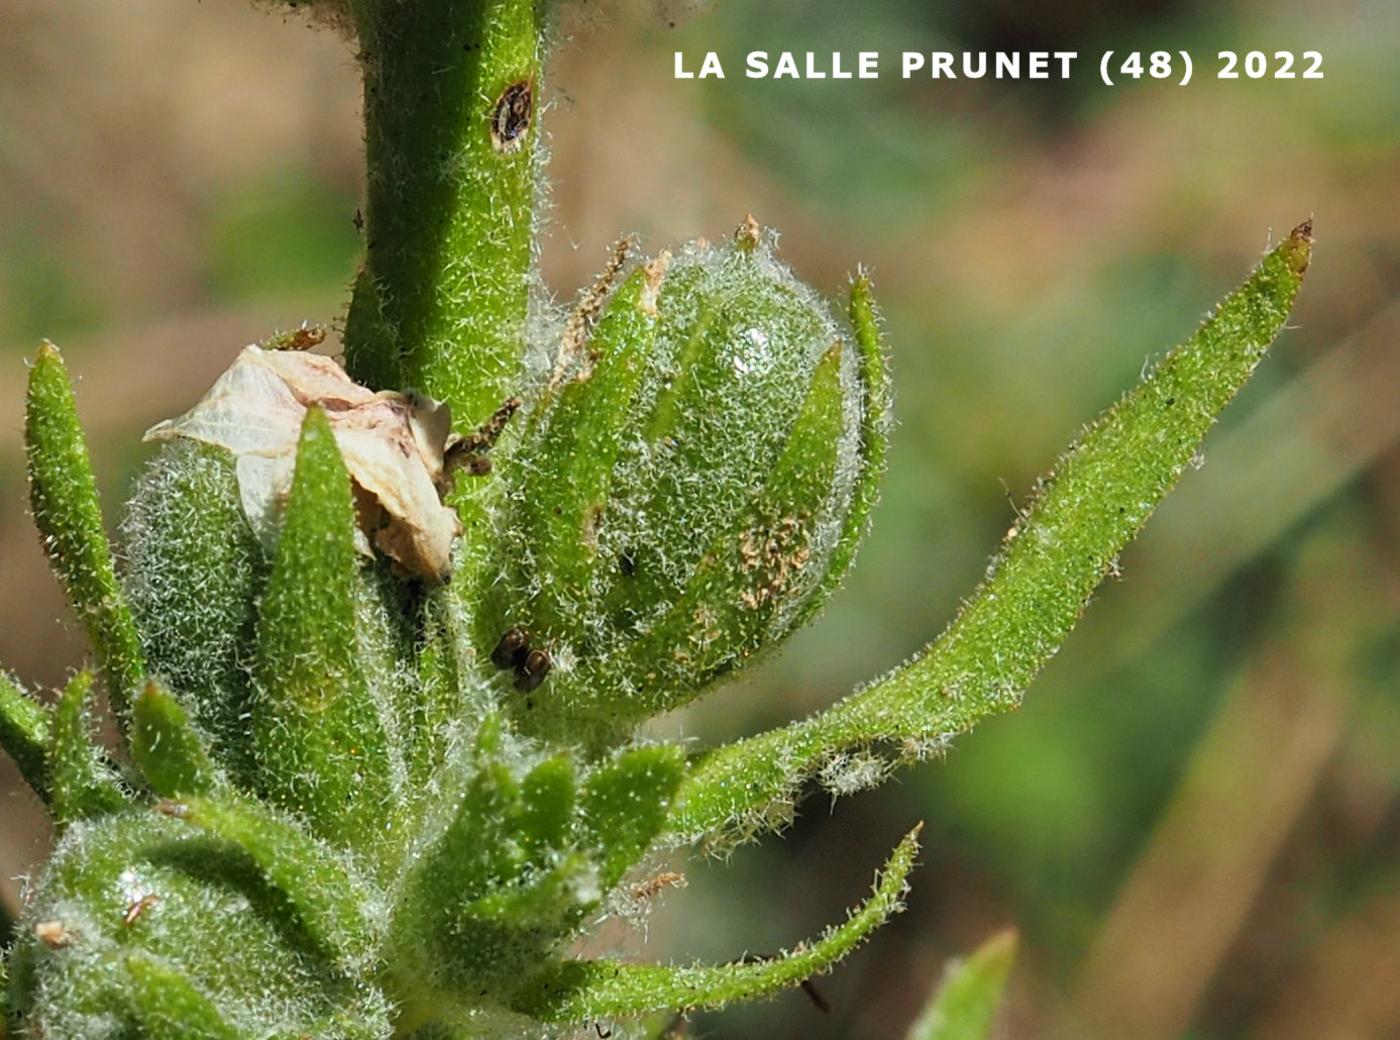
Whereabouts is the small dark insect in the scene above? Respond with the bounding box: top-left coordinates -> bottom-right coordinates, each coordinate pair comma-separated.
491,626 -> 553,691
123,894 -> 159,927
515,647 -> 552,693
490,79 -> 533,154
352,208 -> 365,232
491,627 -> 530,670
618,549 -> 637,577
593,1024 -> 612,1040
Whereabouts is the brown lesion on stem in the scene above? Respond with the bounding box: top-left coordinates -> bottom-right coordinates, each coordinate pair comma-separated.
490,78 -> 534,154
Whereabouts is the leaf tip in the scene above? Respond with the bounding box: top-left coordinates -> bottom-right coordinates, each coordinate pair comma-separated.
979,927 -> 1018,961
1282,217 -> 1313,275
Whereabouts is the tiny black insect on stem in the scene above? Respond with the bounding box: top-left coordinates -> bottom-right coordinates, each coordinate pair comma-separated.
515,647 -> 552,693
490,627 -> 554,692
491,627 -> 530,671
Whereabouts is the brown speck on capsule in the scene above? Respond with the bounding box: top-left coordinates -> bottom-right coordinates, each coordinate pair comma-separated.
490,79 -> 533,154
35,920 -> 73,949
123,894 -> 160,927
491,627 -> 530,671
515,647 -> 552,692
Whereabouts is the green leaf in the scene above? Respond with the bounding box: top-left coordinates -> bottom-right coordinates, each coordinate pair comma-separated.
125,954 -> 240,1040
511,825 -> 921,1021
49,670 -> 127,828
0,671 -> 50,803
251,407 -> 397,854
579,744 -> 686,889
130,680 -> 221,798
25,341 -> 145,725
518,754 -> 577,856
670,223 -> 1313,846
157,794 -> 376,971
907,930 -> 1017,1040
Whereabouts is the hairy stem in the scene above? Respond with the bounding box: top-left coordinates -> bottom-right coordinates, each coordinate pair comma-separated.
344,0 -> 540,430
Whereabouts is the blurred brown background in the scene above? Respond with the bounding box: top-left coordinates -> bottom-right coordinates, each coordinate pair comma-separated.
1,1 -> 1396,1037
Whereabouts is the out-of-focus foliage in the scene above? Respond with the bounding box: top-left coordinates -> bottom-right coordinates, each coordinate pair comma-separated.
907,929 -> 1017,1040
0,0 -> 1394,1037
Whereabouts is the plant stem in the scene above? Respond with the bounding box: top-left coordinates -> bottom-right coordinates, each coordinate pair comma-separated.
344,0 -> 540,431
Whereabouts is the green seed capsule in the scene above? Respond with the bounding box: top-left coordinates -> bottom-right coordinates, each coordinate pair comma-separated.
486,231 -> 888,744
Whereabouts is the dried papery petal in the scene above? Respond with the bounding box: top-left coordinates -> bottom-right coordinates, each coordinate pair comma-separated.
144,346 -> 460,580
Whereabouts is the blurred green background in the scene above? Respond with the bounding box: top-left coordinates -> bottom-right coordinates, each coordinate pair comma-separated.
0,1 -> 1395,1037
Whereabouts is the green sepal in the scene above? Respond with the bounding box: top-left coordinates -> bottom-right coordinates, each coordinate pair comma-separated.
130,680 -> 221,798
251,407 -> 397,854
668,223 -> 1313,848
389,721 -> 520,991
125,954 -> 240,1040
49,670 -> 127,828
25,342 -> 145,725
0,672 -> 50,804
511,825 -> 920,1021
513,265 -> 659,636
407,588 -> 466,790
158,795 -> 377,971
907,930 -> 1017,1040
462,852 -> 597,940
798,273 -> 891,619
579,744 -> 686,890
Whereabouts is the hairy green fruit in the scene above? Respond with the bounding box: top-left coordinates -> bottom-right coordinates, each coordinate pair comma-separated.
483,235 -> 889,744
122,442 -> 266,775
5,812 -> 391,1039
